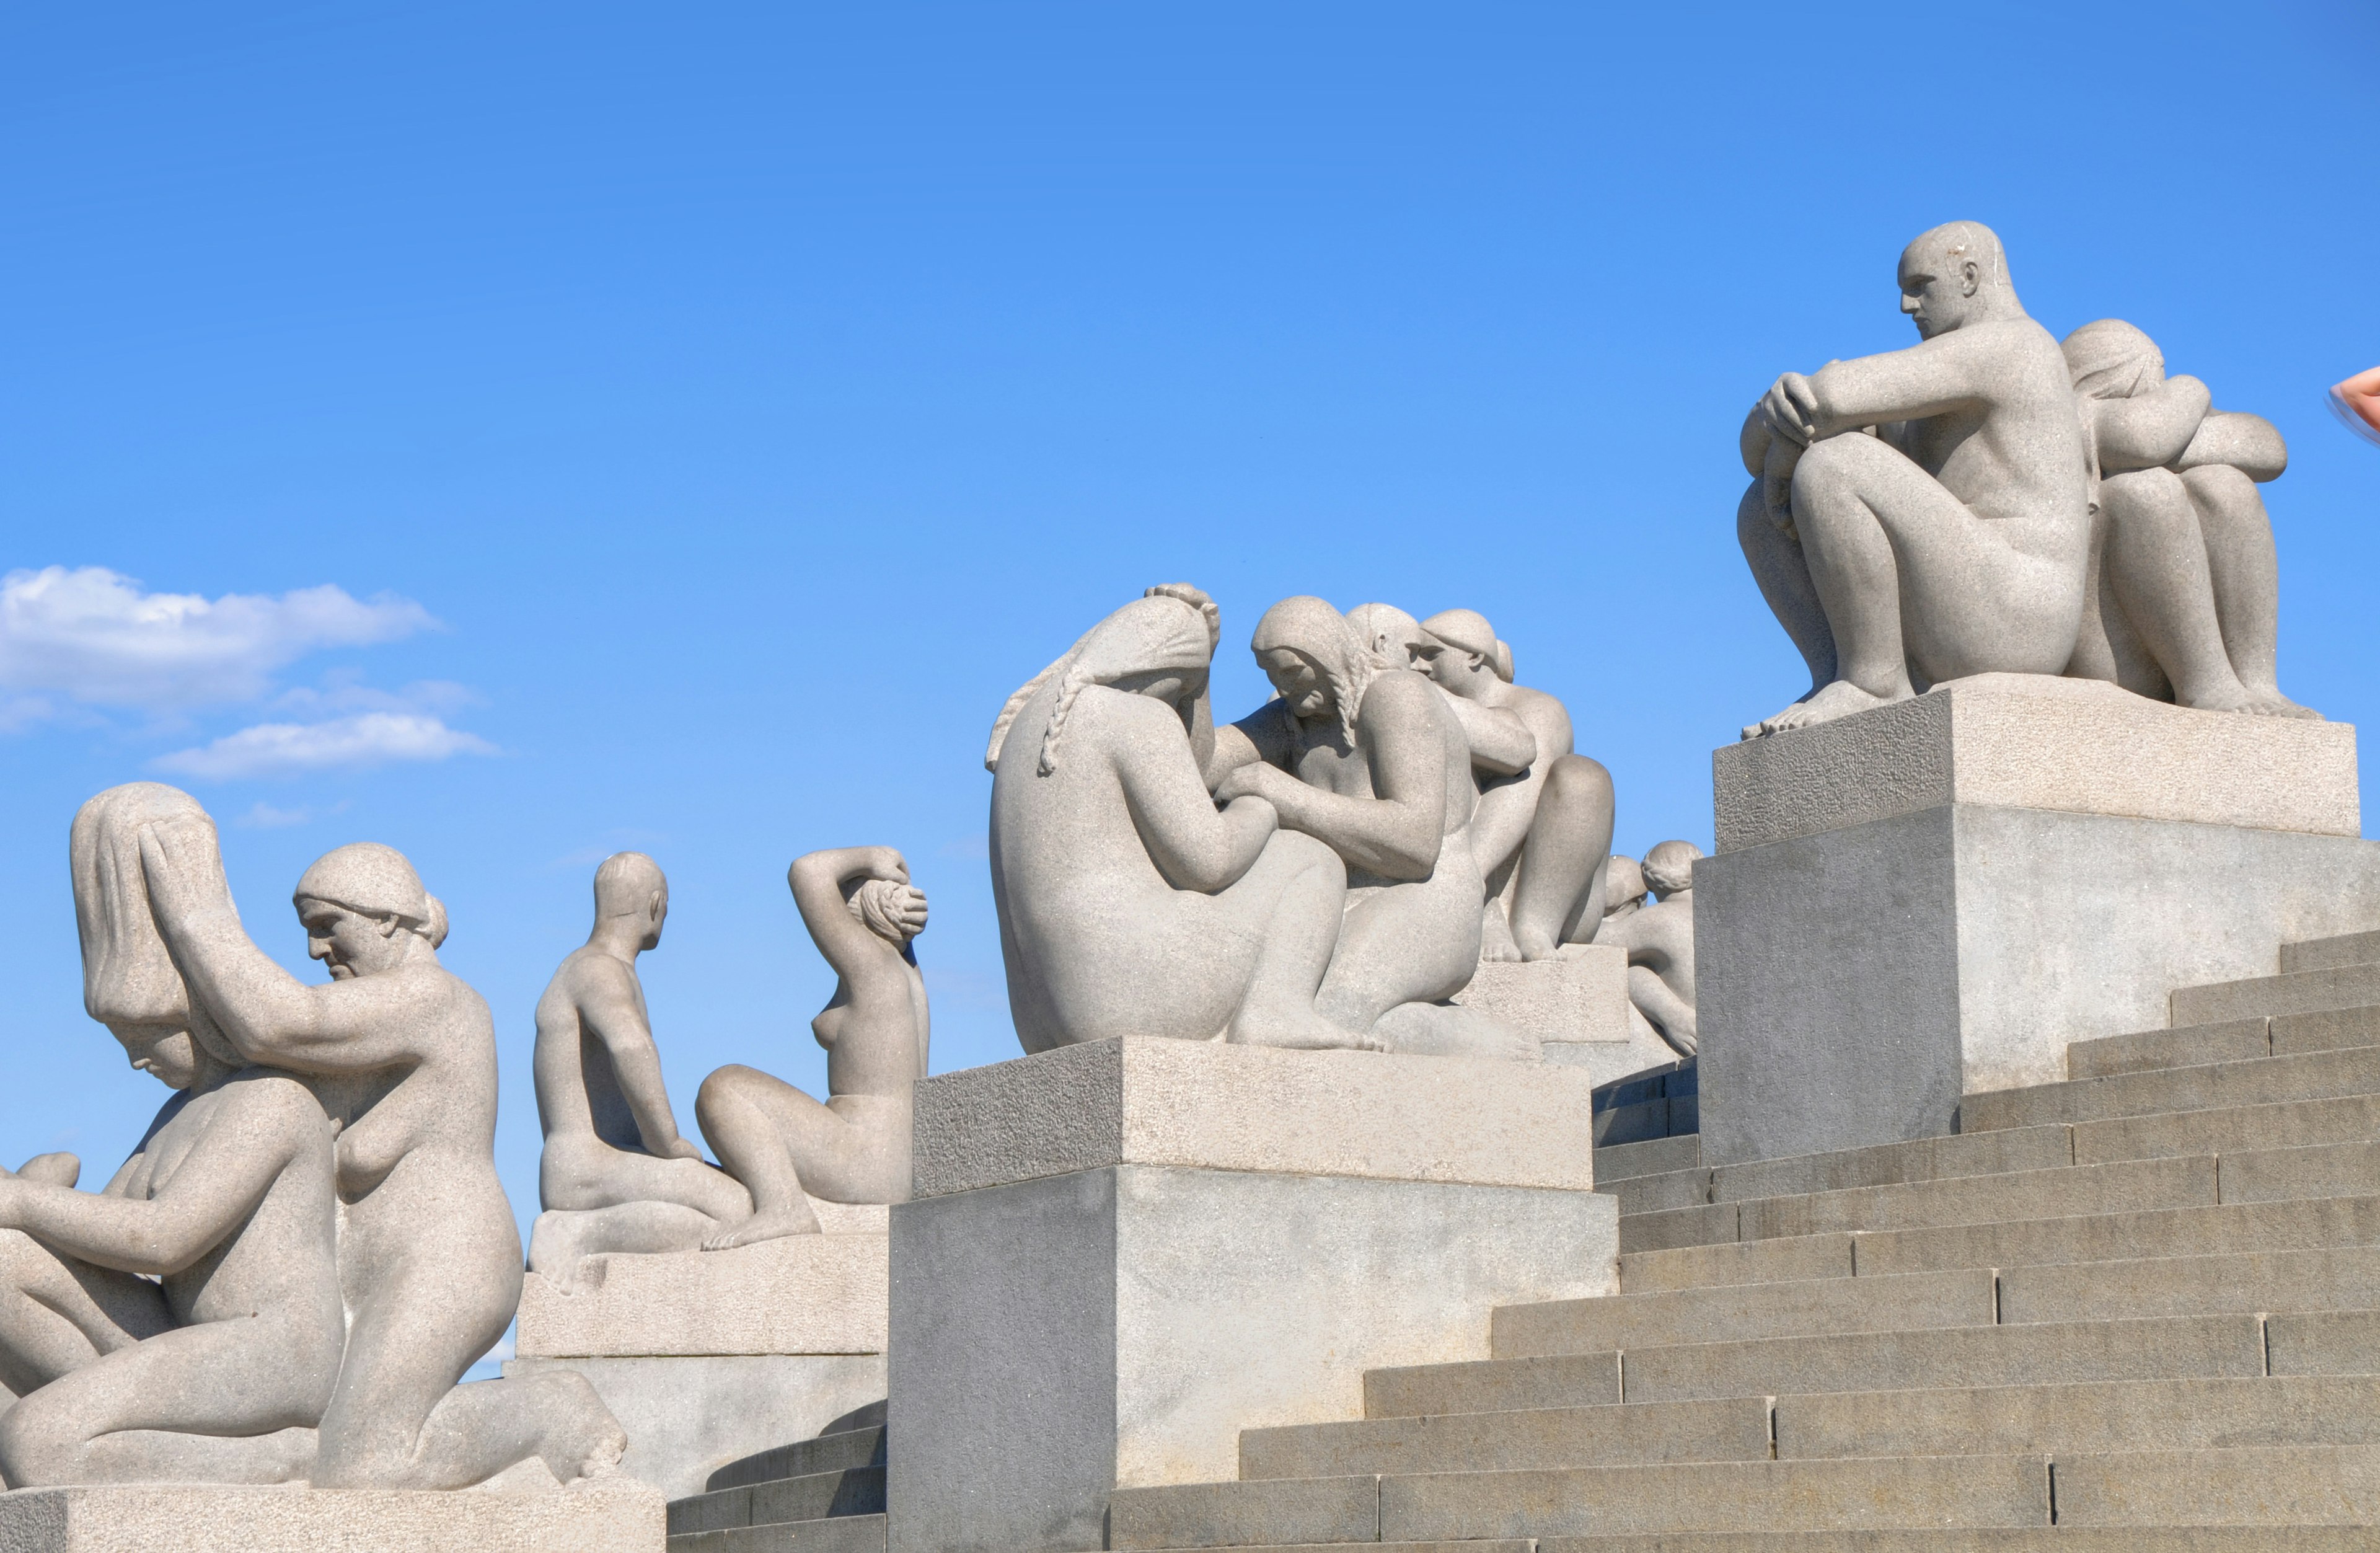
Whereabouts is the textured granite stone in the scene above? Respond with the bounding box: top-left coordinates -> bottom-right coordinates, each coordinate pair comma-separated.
0,1480 -> 661,1552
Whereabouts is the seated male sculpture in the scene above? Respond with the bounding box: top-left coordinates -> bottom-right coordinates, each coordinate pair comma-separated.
989,586 -> 1369,1053
1594,839 -> 1700,1058
694,847 -> 930,1247
1737,221 -> 2091,737
0,782 -> 344,1487
1209,596 -> 1535,1060
2061,318 -> 2316,718
1419,608 -> 1616,962
527,852 -> 752,1286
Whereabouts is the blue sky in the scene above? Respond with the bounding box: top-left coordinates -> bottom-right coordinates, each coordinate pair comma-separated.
5,1 -> 2378,1280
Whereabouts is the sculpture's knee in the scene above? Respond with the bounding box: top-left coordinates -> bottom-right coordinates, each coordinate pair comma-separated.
695,1066 -> 763,1127
1786,432 -> 1878,506
0,1392 -> 75,1487
1543,754 -> 1614,818
2179,461 -> 2257,512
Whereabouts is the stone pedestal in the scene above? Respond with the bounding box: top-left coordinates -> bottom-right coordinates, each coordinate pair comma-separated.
1699,675 -> 2376,1167
886,1037 -> 1618,1553
1454,944 -> 1678,1086
0,1480 -> 662,1552
509,1205 -> 888,1500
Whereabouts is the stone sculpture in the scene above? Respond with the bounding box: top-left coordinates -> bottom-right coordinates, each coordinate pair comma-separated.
130,805 -> 625,1489
1594,839 -> 1700,1057
1210,597 -> 1536,1060
694,847 -> 930,1245
527,854 -> 752,1288
1601,854 -> 1647,924
2061,319 -> 2316,718
1737,221 -> 2091,738
988,586 -> 1365,1053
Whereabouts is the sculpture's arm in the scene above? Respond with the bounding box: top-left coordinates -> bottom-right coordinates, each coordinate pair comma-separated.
1227,674 -> 1445,880
1795,333 -> 1995,435
1739,403 -> 1772,477
2175,409 -> 2288,482
791,847 -> 920,1006
1210,700 -> 1294,787
0,1077 -> 311,1277
1109,697 -> 1279,892
573,960 -> 697,1160
1440,696 -> 1537,777
138,818 -> 434,1074
2092,375 -> 2211,472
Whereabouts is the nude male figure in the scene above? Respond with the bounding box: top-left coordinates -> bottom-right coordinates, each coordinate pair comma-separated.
527,852 -> 750,1288
1738,221 -> 2092,737
1593,839 -> 1700,1058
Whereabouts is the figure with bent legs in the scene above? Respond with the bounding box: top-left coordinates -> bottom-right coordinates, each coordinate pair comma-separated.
137,822 -> 625,1489
988,586 -> 1367,1053
1737,221 -> 2092,737
695,847 -> 928,1249
527,852 -> 752,1288
0,783 -> 340,1487
1594,839 -> 1701,1058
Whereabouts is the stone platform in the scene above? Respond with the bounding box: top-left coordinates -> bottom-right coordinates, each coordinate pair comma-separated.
509,1204 -> 888,1500
1454,942 -> 1680,1086
0,1480 -> 662,1552
888,1037 -> 1618,1553
1700,675 -> 2378,1167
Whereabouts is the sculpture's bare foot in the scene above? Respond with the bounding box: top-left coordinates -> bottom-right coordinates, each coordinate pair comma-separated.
2244,685 -> 2324,720
1479,904 -> 1524,963
702,1203 -> 822,1250
1747,679 -> 1903,738
2174,679 -> 2268,715
525,1210 -> 593,1293
1512,925 -> 1563,962
545,1405 -> 628,1485
1230,1004 -> 1388,1052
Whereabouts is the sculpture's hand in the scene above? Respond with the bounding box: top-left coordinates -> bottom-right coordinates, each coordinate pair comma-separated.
136,816 -> 234,928
1145,583 -> 1221,652
1760,372 -> 1820,448
862,847 -> 911,886
889,887 -> 929,939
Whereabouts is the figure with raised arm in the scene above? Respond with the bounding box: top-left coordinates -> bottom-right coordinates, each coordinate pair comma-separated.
1209,597 -> 1537,1060
989,586 -> 1366,1053
136,823 -> 625,1490
526,852 -> 753,1288
1594,839 -> 1701,1058
693,847 -> 928,1249
1737,221 -> 2092,737
0,783 -> 341,1487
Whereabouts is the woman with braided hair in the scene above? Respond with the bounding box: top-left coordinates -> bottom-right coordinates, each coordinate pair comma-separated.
693,847 -> 931,1248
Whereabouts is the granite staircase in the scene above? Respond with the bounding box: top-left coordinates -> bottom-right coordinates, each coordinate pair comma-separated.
1106,926 -> 2380,1550
665,1401 -> 887,1553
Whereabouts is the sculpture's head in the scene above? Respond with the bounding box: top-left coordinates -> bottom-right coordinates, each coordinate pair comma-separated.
1251,596 -> 1372,742
294,842 -> 447,980
594,851 -> 669,950
848,877 -> 929,947
1345,603 -> 1432,672
1419,608 -> 1514,697
71,781 -> 239,1087
1605,854 -> 1647,915
1642,839 -> 1704,900
1898,222 -> 2017,340
988,593 -> 1217,776
2061,319 -> 2165,401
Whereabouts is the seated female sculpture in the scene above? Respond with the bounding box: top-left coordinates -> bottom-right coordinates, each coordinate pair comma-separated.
694,847 -> 930,1248
987,586 -> 1367,1053
0,783 -> 342,1487
137,818 -> 625,1489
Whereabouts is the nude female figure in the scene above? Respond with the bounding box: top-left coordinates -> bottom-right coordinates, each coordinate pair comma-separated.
0,784 -> 341,1487
1210,597 -> 1536,1060
987,586 -> 1365,1053
694,847 -> 928,1249
137,825 -> 624,1489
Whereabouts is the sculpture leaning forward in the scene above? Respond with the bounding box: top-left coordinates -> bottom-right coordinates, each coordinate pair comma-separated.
989,586 -> 1366,1053
1737,221 -> 2091,737
136,819 -> 625,1489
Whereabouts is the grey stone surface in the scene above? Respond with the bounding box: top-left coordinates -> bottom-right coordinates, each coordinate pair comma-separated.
1711,1124 -> 2074,1203
504,1354 -> 884,1501
2175,961 -> 2380,1027
1592,841 -> 1701,1058
1620,1200 -> 1739,1254
1736,1154 -> 2217,1242
1108,1474 -> 1379,1551
1851,1194 -> 2380,1278
1776,1376 -> 2380,1461
1964,1045 -> 2380,1133
1698,802 -> 2380,1166
1454,945 -> 1629,1045
885,1164 -> 1616,1553
2285,930 -> 2380,973
2048,1444 -> 2380,1526
1492,1267 -> 1991,1358
2272,1004 -> 2380,1056
2074,1092 -> 2380,1166
1365,1353 -> 1621,1420
669,1464 -> 885,1534
0,1480 -> 663,1552
1239,1396 -> 1772,1479
1995,1245 -> 2380,1324
2216,1139 -> 2380,1203
2066,1018 -> 2270,1080
2265,1309 -> 2380,1376
1714,675 -> 2359,852
671,1515 -> 884,1553
1600,1165 -> 1712,1216
1595,1135 -> 1702,1182
909,1037 -> 1601,1198
1619,1232 -> 1857,1296
1539,1533 -> 2379,1551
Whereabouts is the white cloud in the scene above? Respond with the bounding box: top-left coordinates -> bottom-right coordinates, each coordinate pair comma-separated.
237,800 -> 319,828
0,566 -> 434,714
153,712 -> 496,781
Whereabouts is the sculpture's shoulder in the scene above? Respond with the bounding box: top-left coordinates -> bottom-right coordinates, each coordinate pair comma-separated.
1358,666 -> 1443,727
1964,316 -> 2073,389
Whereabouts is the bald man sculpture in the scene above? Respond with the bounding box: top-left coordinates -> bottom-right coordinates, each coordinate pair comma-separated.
1737,221 -> 2092,737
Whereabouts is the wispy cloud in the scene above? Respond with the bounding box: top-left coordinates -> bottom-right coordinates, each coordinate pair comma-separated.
236,799 -> 347,829
0,566 -> 434,717
154,712 -> 496,781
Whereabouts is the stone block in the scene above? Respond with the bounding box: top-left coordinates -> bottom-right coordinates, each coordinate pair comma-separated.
1965,1046 -> 2380,1133
1698,802 -> 2380,1167
2285,929 -> 2380,973
2272,1004 -> 2380,1057
1364,1351 -> 1620,1420
1599,1166 -> 1711,1216
1454,944 -> 1629,1042
1710,1124 -> 2074,1203
1491,1267 -> 1991,1359
1107,1475 -> 1379,1551
2265,1309 -> 2380,1376
2065,1018 -> 2271,1081
1852,1195 -> 2380,1278
1595,1134 -> 1701,1182
1238,1396 -> 1771,1480
1540,1531 -> 2380,1552
2048,1443 -> 2380,1526
505,1355 -> 887,1502
2217,1139 -> 2380,1204
1711,673 -> 2359,853
515,1228 -> 887,1359
1995,1245 -> 2380,1325
670,1516 -> 886,1553
1618,1232 -> 1856,1296
2175,962 -> 2380,1026
1617,1200 -> 1737,1255
1738,1154 -> 2216,1243
0,1481 -> 661,1552
2075,1093 -> 2380,1166
1773,1375 -> 2380,1459
909,1037 -> 1600,1199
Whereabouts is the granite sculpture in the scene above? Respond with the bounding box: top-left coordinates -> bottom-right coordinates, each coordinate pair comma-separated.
1600,854 -> 1646,924
527,855 -> 752,1288
2062,319 -> 2316,719
988,586 -> 1368,1053
1736,221 -> 2092,738
1593,839 -> 1701,1057
1210,598 -> 1535,1060
127,804 -> 625,1490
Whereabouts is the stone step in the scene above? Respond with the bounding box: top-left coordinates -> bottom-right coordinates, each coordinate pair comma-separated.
667,1513 -> 885,1553
1600,1164 -> 1712,1215
1240,1374 -> 2380,1480
699,1423 -> 886,1493
1113,1445 -> 2380,1544
2072,1090 -> 2380,1167
2173,961 -> 2380,1027
1594,1133 -> 1702,1182
2283,929 -> 2380,974
2068,1007 -> 2380,1081
1593,1095 -> 1681,1148
1712,1125 -> 2076,1205
1522,1530 -> 2379,1551
665,1466 -> 886,1538
1964,1045 -> 2380,1133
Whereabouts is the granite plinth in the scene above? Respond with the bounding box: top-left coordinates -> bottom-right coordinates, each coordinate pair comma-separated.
0,1480 -> 661,1553
1455,943 -> 1630,1046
